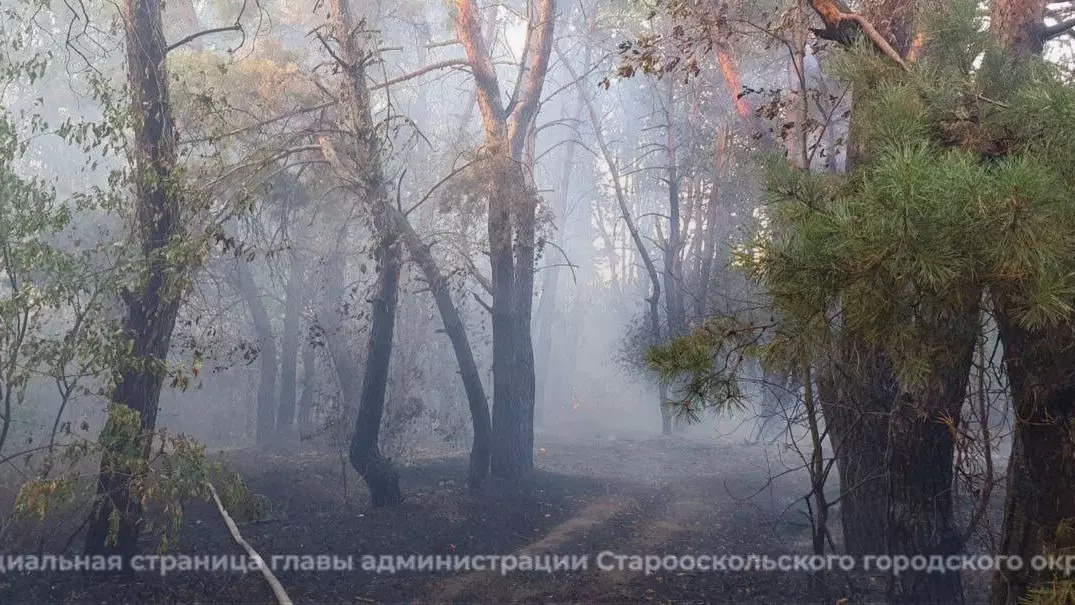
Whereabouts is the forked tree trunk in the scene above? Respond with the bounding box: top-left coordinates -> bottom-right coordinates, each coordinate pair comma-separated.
84,0 -> 184,562
454,0 -> 556,481
386,205 -> 491,488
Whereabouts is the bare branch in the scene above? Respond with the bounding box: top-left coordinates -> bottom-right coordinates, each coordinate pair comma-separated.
1043,16 -> 1075,39
166,24 -> 243,53
370,59 -> 471,91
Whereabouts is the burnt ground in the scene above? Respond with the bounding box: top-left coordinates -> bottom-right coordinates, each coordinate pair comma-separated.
0,432 -> 988,604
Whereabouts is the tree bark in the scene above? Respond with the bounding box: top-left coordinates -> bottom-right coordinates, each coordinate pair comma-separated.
386,205 -> 492,488
816,337 -> 896,557
990,295 -> 1075,604
329,0 -> 403,506
454,0 -> 557,481
84,0 -> 184,562
349,235 -> 403,507
277,248 -> 305,436
236,257 -> 277,444
885,309 -> 977,604
984,1 -> 1075,602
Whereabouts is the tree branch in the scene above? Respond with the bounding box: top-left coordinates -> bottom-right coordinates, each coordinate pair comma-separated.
370,59 -> 471,91
1043,16 -> 1075,40
166,24 -> 243,53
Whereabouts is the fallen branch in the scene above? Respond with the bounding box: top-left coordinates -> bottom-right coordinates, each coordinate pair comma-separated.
207,482 -> 294,605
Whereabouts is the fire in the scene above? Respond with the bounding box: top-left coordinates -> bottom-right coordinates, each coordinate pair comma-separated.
716,46 -> 751,121
907,31 -> 925,63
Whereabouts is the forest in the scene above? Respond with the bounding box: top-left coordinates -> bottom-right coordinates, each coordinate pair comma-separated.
1,0 -> 1074,603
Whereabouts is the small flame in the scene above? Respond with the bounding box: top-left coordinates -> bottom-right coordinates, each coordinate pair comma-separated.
907,32 -> 925,63
716,47 -> 751,121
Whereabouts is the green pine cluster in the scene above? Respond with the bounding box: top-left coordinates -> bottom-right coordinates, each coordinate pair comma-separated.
652,1 -> 1075,405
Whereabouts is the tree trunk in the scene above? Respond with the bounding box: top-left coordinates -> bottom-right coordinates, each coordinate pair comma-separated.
348,234 -> 403,507
990,290 -> 1075,604
663,79 -> 686,339
330,0 -> 403,507
885,310 -> 977,604
534,80 -> 586,427
84,0 -> 184,562
986,1 -> 1075,602
277,249 -> 305,436
237,257 -> 277,444
386,205 -> 491,488
298,337 -> 316,430
455,0 -> 556,482
816,336 -> 896,557
694,124 -> 730,320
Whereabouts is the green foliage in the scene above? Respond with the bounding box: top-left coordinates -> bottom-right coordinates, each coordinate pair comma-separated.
651,0 -> 1075,397
647,315 -> 752,418
210,465 -> 270,523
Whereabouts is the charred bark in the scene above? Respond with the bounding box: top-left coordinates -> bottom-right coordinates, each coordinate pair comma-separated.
990,290 -> 1075,604
885,311 -> 977,604
386,206 -> 491,488
985,2 -> 1075,602
329,0 -> 403,506
455,0 -> 556,481
816,337 -> 896,557
348,234 -> 403,507
84,0 -> 184,562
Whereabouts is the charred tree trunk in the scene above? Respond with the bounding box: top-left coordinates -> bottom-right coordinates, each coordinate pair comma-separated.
816,337 -> 896,557
349,234 -> 403,507
237,258 -> 277,444
387,206 -> 491,488
277,249 -> 305,436
84,0 -> 184,561
885,311 -> 977,604
990,296 -> 1075,604
455,0 -> 556,481
987,1 -> 1075,603
329,0 -> 403,507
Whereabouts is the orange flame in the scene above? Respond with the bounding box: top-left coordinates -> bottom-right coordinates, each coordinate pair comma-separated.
907,31 -> 925,63
716,47 -> 751,122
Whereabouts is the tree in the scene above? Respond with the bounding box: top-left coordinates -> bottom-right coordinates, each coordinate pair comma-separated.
84,0 -> 190,560
325,0 -> 404,507
453,0 -> 557,480
986,0 -> 1075,602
